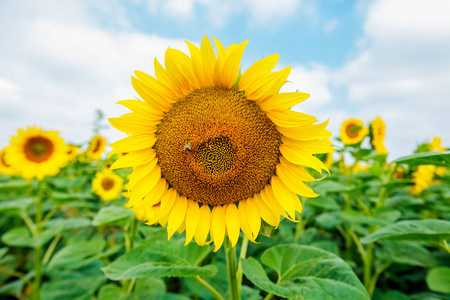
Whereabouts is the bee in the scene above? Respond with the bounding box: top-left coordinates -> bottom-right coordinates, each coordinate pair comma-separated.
183,139 -> 191,151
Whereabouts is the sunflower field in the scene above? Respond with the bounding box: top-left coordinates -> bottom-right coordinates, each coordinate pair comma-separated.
1,37 -> 450,300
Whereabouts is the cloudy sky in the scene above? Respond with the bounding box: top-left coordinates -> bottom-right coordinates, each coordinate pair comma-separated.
0,0 -> 449,160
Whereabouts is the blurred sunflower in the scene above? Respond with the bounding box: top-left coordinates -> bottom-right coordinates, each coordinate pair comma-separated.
410,165 -> 436,195
109,36 -> 332,251
340,118 -> 368,145
0,147 -> 19,176
67,144 -> 79,162
92,169 -> 124,201
6,127 -> 68,181
430,136 -> 445,152
370,116 -> 387,154
86,134 -> 107,161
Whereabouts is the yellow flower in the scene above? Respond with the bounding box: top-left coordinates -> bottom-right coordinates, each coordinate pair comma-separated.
410,165 -> 436,195
86,134 -> 107,161
340,118 -> 368,145
109,36 -> 332,251
5,127 -> 68,181
430,136 -> 445,152
0,148 -> 19,176
370,117 -> 387,154
92,169 -> 124,201
67,144 -> 79,162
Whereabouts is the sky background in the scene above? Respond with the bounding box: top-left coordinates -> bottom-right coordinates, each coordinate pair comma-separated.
0,0 -> 449,160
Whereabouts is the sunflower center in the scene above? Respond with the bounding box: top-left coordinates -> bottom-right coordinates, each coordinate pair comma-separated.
155,86 -> 281,206
0,152 -> 10,167
92,139 -> 102,153
24,137 -> 54,163
346,124 -> 360,138
101,178 -> 115,191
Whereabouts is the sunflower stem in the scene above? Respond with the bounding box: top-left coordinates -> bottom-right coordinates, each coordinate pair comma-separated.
193,276 -> 224,300
33,180 -> 44,300
236,236 -> 249,295
225,238 -> 240,300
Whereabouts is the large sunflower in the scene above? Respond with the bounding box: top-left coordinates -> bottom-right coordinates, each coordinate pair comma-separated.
0,147 -> 19,176
6,127 -> 68,181
86,134 -> 107,161
340,118 -> 368,145
109,36 -> 332,251
92,169 -> 124,201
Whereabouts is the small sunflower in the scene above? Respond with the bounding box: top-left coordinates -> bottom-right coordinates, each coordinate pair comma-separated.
430,137 -> 445,152
0,147 -> 19,176
109,36 -> 332,251
410,165 -> 436,195
340,118 -> 368,145
86,134 -> 107,161
67,144 -> 80,162
5,127 -> 68,181
92,169 -> 124,201
370,117 -> 387,154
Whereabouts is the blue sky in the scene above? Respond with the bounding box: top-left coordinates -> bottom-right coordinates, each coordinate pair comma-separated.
1,0 -> 449,160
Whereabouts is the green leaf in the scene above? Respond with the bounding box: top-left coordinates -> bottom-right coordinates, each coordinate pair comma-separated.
49,191 -> 95,204
93,206 -> 134,227
44,218 -> 91,231
377,241 -> 437,267
102,240 -> 217,280
426,267 -> 450,294
361,220 -> 450,245
305,196 -> 340,210
241,244 -> 370,300
0,197 -> 35,214
314,181 -> 357,193
1,226 -> 60,248
392,152 -> 450,167
310,240 -> 340,256
97,284 -> 127,300
41,275 -> 106,300
382,290 -> 410,300
0,179 -> 30,190
133,277 -> 166,300
316,212 -> 343,230
47,237 -> 105,270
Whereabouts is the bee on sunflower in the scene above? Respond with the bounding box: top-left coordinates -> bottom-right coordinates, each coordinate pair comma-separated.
109,36 -> 332,251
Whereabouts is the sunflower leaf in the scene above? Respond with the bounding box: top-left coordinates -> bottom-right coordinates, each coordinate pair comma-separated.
102,240 -> 217,280
241,244 -> 370,300
426,267 -> 450,294
92,206 -> 134,227
391,152 -> 450,167
361,219 -> 450,245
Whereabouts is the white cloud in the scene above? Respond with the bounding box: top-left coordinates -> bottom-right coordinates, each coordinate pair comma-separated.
0,1 -> 190,147
336,0 -> 450,159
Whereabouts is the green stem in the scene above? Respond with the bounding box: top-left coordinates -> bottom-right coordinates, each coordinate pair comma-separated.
193,276 -> 224,300
225,238 -> 240,300
441,240 -> 450,254
20,212 -> 37,237
263,293 -> 274,300
236,236 -> 249,295
368,262 -> 392,297
41,206 -> 59,227
42,235 -> 61,265
33,180 -> 44,300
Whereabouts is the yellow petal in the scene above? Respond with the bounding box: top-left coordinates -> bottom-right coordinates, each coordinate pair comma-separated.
225,203 -> 240,247
200,35 -> 216,86
110,149 -> 156,170
195,205 -> 211,246
109,113 -> 157,135
276,163 -> 318,198
246,198 -> 261,239
143,178 -> 168,207
127,157 -> 158,188
221,40 -> 248,88
109,134 -> 156,156
134,71 -> 178,102
270,176 -> 297,220
282,137 -> 334,154
165,48 -> 193,94
117,99 -> 164,121
238,200 -> 256,242
167,195 -> 188,240
260,186 -> 291,222
266,110 -> 317,128
154,58 -> 185,99
253,193 -> 279,227
280,140 -> 329,174
159,188 -> 178,219
186,41 -> 207,87
260,92 -> 309,111
245,67 -> 291,102
279,156 -> 320,182
131,77 -> 172,112
277,120 -> 331,141
185,200 -> 200,246
129,165 -> 161,203
239,54 -> 279,91
211,206 -> 226,252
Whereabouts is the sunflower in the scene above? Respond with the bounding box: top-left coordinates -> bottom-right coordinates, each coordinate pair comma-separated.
86,134 -> 107,161
5,127 -> 68,181
109,36 -> 332,251
0,147 -> 19,176
92,169 -> 124,201
340,118 -> 368,145
369,117 -> 387,154
67,144 -> 80,162
410,165 -> 436,195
